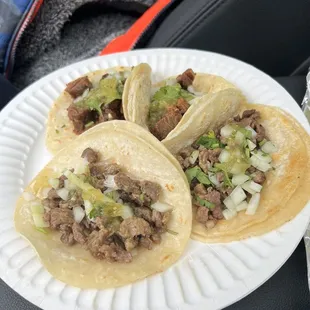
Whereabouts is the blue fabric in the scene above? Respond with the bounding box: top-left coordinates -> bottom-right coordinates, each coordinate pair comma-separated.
0,0 -> 33,74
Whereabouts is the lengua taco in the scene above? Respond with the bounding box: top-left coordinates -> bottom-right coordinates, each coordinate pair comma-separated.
16,121 -> 192,289
166,100 -> 310,243
125,63 -> 240,142
46,66 -> 140,154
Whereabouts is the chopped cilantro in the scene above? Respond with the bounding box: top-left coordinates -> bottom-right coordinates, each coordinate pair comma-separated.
259,139 -> 267,147
195,196 -> 215,209
196,170 -> 211,185
88,201 -> 109,219
89,205 -> 102,219
61,124 -> 66,128
237,127 -> 252,139
245,148 -> 250,158
185,166 -> 211,185
85,121 -> 94,129
214,163 -> 233,187
223,170 -> 233,187
55,129 -> 59,134
166,229 -> 178,235
36,227 -> 48,234
105,190 -> 119,201
185,166 -> 201,183
196,130 -> 224,149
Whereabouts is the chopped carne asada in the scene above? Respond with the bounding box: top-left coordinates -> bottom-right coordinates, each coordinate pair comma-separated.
179,109 -> 277,228
148,68 -> 201,141
65,76 -> 92,99
176,68 -> 195,89
66,72 -> 128,134
31,148 -> 173,263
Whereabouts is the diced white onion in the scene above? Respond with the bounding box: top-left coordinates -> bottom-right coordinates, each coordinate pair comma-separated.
84,200 -> 93,216
32,214 -> 49,228
187,85 -> 195,93
250,156 -> 272,172
223,196 -> 236,211
187,85 -> 204,96
48,178 -> 60,189
252,151 -> 272,163
208,172 -> 220,187
223,208 -> 237,220
245,126 -> 257,138
220,124 -> 234,138
151,202 -> 173,212
241,181 -> 256,195
232,174 -> 250,186
236,201 -> 248,212
248,181 -> 262,193
23,192 -> 35,201
245,193 -> 260,215
75,163 -> 88,175
235,131 -> 245,145
247,139 -> 256,151
41,187 -> 52,198
229,186 -> 247,205
189,150 -> 199,164
73,206 -> 85,223
261,141 -> 277,154
219,149 -> 230,163
104,175 -> 117,189
122,204 -> 134,219
73,88 -> 89,103
64,179 -> 77,190
56,188 -> 69,201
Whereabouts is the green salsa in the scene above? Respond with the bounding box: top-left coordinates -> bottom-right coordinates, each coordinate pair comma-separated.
76,77 -> 122,114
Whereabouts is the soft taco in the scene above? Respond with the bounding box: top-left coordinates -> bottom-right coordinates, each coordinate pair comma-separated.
163,98 -> 310,243
46,66 -> 148,154
124,63 -> 240,141
15,121 -> 192,289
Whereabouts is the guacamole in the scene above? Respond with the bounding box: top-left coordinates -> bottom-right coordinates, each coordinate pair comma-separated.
148,83 -> 194,127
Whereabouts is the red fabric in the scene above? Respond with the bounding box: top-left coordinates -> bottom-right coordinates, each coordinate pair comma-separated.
30,0 -> 44,23
100,0 -> 171,55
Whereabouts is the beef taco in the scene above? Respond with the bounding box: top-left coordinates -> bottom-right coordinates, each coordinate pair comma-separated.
167,101 -> 310,243
15,121 -> 192,289
46,66 -> 134,154
125,64 -> 240,141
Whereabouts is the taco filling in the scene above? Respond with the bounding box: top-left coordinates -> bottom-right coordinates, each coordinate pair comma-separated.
177,109 -> 277,229
30,147 -> 173,263
66,72 -> 128,134
148,69 -> 203,140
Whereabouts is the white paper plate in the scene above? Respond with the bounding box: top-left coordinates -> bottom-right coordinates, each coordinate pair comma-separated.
0,48 -> 309,310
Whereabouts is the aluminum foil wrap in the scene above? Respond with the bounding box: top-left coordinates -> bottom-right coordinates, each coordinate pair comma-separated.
301,72 -> 310,290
